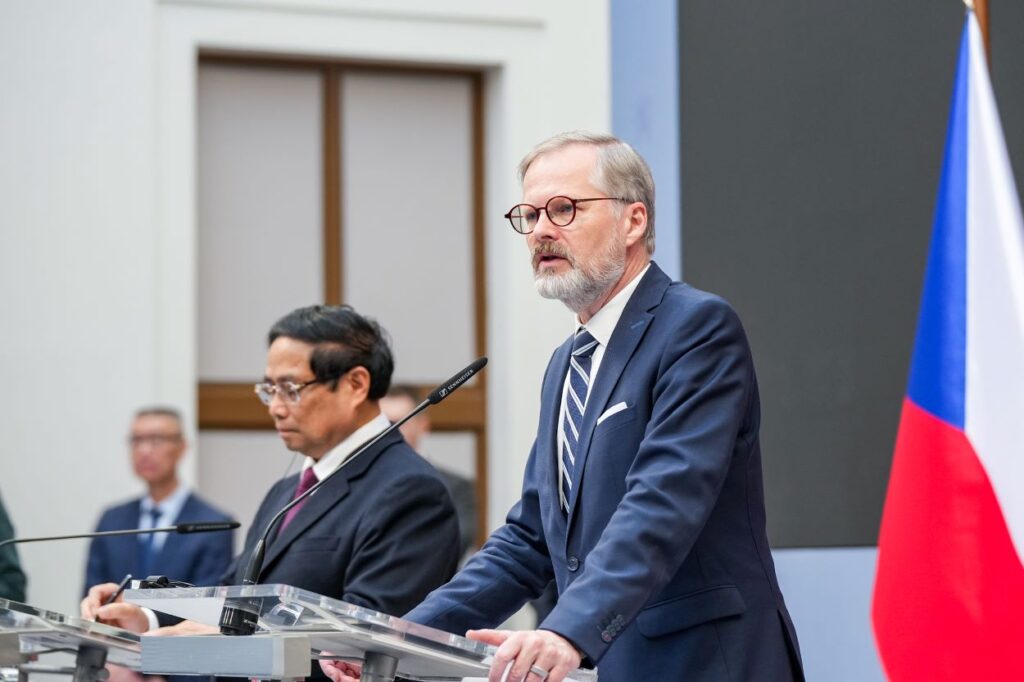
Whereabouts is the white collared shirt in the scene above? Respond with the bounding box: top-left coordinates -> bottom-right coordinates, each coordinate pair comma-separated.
558,264 -> 650,501
301,411 -> 392,483
139,484 -> 190,553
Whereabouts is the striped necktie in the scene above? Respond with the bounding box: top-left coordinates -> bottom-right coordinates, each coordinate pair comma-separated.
560,328 -> 599,513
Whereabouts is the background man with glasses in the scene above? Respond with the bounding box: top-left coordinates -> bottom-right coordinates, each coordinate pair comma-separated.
84,407 -> 234,595
325,131 -> 803,682
83,305 -> 460,642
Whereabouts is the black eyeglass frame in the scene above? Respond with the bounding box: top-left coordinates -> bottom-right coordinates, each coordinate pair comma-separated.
503,196 -> 628,234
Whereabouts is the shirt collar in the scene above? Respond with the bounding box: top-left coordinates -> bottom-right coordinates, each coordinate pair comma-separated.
141,483 -> 189,518
307,411 -> 391,481
576,264 -> 650,346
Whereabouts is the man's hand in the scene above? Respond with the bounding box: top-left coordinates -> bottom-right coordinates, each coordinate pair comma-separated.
81,583 -> 150,634
468,629 -> 582,682
320,659 -> 363,682
149,620 -> 218,637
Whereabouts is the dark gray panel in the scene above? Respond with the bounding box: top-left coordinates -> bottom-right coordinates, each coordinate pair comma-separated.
679,2 -> 1022,546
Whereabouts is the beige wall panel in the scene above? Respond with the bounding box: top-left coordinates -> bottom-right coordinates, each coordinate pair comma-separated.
198,65 -> 324,382
341,72 -> 476,383
196,430 -> 304,547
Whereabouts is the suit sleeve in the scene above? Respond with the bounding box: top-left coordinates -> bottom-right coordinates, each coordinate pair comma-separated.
541,297 -> 756,662
342,472 -> 460,617
404,439 -> 555,633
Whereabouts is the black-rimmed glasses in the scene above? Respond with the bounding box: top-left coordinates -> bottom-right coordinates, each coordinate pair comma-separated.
254,379 -> 324,405
504,196 -> 627,234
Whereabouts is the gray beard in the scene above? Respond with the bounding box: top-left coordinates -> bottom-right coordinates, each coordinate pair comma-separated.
534,249 -> 625,314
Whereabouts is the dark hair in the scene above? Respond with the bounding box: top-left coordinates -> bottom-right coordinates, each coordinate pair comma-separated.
267,305 -> 394,400
134,406 -> 183,426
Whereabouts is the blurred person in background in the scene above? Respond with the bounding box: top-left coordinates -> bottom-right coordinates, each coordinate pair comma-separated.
380,384 -> 477,559
0,491 -> 27,601
84,407 -> 234,593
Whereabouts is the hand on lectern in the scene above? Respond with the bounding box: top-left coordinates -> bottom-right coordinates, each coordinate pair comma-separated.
467,628 -> 581,682
81,582 -> 151,633
320,658 -> 362,682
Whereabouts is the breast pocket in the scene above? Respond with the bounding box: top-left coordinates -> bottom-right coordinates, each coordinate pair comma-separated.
594,403 -> 637,434
288,535 -> 342,553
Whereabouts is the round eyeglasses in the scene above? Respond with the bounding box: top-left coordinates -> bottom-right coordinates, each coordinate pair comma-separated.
254,379 -> 324,406
504,196 -> 627,234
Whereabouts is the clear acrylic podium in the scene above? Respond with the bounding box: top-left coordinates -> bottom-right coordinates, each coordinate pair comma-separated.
0,598 -> 140,682
127,584 -> 597,682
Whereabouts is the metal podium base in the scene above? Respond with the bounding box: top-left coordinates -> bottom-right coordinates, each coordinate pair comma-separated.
142,635 -> 311,681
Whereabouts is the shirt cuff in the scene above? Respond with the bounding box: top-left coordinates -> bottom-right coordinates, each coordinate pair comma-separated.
143,607 -> 159,632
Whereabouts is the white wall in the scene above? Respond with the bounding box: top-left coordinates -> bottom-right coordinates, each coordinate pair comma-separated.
0,0 -> 161,612
0,0 -> 611,614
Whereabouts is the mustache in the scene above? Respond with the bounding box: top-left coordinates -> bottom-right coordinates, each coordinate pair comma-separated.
532,242 -> 574,265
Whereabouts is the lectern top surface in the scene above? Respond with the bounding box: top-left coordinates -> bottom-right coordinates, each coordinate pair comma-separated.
0,598 -> 141,668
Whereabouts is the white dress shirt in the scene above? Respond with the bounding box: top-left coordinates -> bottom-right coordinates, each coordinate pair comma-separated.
557,264 -> 650,500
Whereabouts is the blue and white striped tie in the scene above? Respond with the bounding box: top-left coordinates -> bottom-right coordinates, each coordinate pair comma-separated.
560,328 -> 599,513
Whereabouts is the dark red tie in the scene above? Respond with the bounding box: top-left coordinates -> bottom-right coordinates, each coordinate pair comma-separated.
280,467 -> 318,531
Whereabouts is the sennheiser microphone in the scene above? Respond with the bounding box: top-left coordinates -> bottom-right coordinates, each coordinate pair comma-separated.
218,357 -> 487,636
0,521 -> 242,550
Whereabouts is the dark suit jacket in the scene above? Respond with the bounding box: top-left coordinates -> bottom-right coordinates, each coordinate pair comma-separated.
223,429 -> 460,617
436,467 -> 477,558
407,264 -> 804,681
84,492 -> 234,593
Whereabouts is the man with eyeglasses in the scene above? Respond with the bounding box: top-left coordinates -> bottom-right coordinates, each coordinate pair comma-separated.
84,407 -> 234,595
83,305 -> 460,644
323,132 -> 803,682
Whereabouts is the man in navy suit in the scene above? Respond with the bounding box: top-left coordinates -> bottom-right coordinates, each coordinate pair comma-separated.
84,407 -> 234,593
83,305 -> 459,638
322,132 -> 803,682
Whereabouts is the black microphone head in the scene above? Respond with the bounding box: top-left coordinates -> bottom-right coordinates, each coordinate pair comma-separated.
427,357 -> 487,404
176,521 -> 241,534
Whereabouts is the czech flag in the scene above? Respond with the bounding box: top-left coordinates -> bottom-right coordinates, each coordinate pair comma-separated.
872,10 -> 1024,680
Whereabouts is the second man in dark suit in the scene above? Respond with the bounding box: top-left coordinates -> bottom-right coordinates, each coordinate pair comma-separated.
83,305 -> 460,634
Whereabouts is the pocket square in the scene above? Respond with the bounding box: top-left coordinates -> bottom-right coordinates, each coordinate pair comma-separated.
597,401 -> 629,425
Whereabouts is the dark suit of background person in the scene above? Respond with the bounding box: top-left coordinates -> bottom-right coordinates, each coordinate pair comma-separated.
85,493 -> 233,590
403,133 -> 803,682
84,408 -> 234,595
0,492 -> 27,601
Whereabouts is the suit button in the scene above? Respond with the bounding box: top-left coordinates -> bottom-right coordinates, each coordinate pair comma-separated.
567,556 -> 580,571
601,631 -> 613,643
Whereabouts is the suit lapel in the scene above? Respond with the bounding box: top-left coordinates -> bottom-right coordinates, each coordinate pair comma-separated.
566,264 -> 671,529
258,430 -> 401,579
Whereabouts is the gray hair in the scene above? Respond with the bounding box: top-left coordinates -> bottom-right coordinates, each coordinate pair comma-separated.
517,130 -> 656,254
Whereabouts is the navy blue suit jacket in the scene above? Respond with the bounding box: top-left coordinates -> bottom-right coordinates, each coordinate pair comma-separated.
407,264 -> 803,681
84,492 -> 234,593
223,429 -> 460,617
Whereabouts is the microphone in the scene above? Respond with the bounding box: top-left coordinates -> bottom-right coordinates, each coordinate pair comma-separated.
0,521 -> 241,550
218,357 -> 487,636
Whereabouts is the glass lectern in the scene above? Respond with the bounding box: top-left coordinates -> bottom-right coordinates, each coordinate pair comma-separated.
128,584 -> 597,682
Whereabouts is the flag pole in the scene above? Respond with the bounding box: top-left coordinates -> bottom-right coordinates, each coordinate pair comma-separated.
966,0 -> 991,59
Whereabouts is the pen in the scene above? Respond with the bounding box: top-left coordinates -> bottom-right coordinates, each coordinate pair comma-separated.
103,573 -> 132,606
